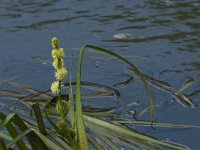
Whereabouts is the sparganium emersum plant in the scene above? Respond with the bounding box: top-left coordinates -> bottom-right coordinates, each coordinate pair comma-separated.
50,37 -> 76,148
51,37 -> 68,121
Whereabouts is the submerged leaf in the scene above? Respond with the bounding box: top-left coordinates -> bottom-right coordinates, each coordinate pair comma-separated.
178,79 -> 196,93
84,115 -> 189,150
7,129 -> 32,149
114,120 -> 200,129
87,135 -> 103,150
7,82 -> 40,93
127,67 -> 197,108
113,76 -> 134,89
172,92 -> 197,108
0,89 -> 22,97
64,81 -> 120,99
127,67 -> 172,92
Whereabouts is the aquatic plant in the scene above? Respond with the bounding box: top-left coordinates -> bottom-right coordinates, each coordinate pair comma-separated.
0,37 -> 198,150
50,37 -> 76,149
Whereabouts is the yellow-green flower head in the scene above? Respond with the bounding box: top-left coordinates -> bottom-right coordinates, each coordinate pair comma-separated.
55,67 -> 67,81
56,100 -> 69,115
52,58 -> 64,70
58,48 -> 65,59
51,81 -> 60,95
52,48 -> 65,59
52,49 -> 59,59
51,37 -> 59,49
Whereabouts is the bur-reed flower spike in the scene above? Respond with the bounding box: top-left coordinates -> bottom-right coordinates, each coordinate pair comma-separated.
51,37 -> 59,49
58,48 -> 65,59
52,48 -> 65,59
50,37 -> 75,146
56,100 -> 69,115
50,81 -> 60,95
52,49 -> 59,59
55,68 -> 68,81
52,58 -> 64,70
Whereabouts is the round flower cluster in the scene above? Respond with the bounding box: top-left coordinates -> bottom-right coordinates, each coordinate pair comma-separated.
52,59 -> 64,70
52,48 -> 65,70
56,100 -> 69,115
52,48 -> 65,59
51,37 -> 59,49
55,67 -> 68,81
50,81 -> 60,95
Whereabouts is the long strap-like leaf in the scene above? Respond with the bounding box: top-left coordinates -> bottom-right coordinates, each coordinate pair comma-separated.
76,47 -> 89,150
76,45 -> 154,150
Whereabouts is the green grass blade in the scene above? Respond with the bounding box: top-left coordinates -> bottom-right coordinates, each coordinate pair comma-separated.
89,120 -> 162,150
83,112 -> 118,117
69,74 -> 76,129
0,113 -> 28,149
76,47 -> 89,150
44,107 -> 57,128
32,103 -> 47,135
25,120 -> 67,149
97,135 -> 119,150
34,130 -> 64,150
6,123 -> 28,150
0,113 -> 16,131
11,114 -> 48,150
48,132 -> 71,150
7,129 -> 32,149
91,131 -> 120,150
0,132 -> 12,141
83,115 -> 189,150
87,135 -> 103,150
76,44 -> 154,149
0,138 -> 7,150
114,120 -> 200,129
80,45 -> 154,119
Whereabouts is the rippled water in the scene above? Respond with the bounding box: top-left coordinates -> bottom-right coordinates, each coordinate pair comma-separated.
0,0 -> 200,149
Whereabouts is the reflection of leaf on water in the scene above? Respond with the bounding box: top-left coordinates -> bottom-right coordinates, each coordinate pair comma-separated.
178,78 -> 196,93
0,81 -> 120,109
0,89 -> 23,97
172,92 -> 197,108
138,100 -> 168,118
0,75 -> 21,85
113,75 -> 134,89
127,67 -> 197,108
159,68 -> 196,76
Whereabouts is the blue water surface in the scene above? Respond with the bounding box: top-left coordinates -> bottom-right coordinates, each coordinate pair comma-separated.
0,0 -> 200,149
